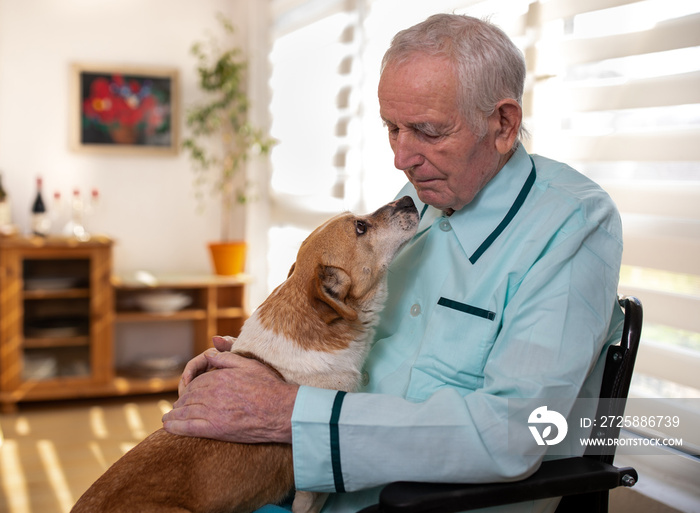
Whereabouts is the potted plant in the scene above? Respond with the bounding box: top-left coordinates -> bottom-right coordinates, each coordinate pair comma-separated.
182,14 -> 275,275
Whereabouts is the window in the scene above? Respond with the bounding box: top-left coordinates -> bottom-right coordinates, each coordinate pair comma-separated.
524,0 -> 700,458
265,0 -> 700,468
267,0 -> 364,291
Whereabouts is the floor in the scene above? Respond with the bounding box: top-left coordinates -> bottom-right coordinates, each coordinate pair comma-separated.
0,395 -> 689,513
0,394 -> 176,513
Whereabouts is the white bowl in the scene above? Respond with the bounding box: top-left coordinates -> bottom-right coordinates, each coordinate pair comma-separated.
135,292 -> 191,313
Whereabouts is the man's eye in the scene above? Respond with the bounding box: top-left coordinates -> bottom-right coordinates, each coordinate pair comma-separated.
417,128 -> 443,141
355,220 -> 368,235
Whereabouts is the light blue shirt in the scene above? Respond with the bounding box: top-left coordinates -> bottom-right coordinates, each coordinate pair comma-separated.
289,144 -> 624,513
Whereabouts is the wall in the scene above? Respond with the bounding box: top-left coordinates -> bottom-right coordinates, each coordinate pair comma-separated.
0,0 -> 250,277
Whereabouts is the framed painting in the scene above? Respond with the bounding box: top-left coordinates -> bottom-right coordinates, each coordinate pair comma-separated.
70,64 -> 179,155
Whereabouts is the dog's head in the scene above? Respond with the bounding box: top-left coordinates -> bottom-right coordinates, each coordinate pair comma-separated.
290,196 -> 419,324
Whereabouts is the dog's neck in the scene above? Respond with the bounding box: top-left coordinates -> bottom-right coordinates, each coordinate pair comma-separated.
232,350 -> 286,381
230,276 -> 388,390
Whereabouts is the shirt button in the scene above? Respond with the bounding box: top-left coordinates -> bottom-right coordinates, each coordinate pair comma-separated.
410,303 -> 422,316
439,219 -> 452,232
361,371 -> 370,387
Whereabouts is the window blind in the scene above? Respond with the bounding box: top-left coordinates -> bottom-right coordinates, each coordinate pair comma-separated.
266,0 -> 364,289
269,0 -> 362,205
525,0 -> 700,453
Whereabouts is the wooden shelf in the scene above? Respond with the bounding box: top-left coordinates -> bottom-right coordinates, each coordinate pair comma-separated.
23,288 -> 91,300
0,236 -> 249,412
112,273 -> 251,289
115,309 -> 208,322
216,307 -> 246,318
24,336 -> 90,349
0,375 -> 180,407
110,375 -> 181,395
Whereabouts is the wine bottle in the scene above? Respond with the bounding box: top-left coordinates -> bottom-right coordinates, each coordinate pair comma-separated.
31,176 -> 50,236
0,172 -> 11,227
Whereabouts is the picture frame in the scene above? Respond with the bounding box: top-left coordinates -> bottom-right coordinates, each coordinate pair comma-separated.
70,63 -> 179,155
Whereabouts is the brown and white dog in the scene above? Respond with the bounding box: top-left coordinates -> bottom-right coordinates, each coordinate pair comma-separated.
71,196 -> 419,513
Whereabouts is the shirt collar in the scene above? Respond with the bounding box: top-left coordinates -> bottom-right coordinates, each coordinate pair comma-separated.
411,144 -> 536,263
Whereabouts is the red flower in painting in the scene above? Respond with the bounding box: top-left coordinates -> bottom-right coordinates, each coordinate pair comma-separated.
82,73 -> 168,144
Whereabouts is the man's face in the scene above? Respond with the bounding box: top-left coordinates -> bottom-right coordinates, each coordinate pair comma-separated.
378,53 -> 503,212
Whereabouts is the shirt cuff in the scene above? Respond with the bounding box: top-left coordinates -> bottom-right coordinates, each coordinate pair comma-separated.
291,385 -> 344,493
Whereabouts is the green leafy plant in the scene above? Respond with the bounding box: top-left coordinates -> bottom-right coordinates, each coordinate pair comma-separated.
182,14 -> 275,241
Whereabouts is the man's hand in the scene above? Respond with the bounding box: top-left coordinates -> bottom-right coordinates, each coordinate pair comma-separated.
163,339 -> 298,444
177,335 -> 234,396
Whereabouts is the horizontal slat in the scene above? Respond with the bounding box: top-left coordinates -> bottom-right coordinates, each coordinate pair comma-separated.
633,339 -> 700,390
601,181 -> 700,220
499,11 -> 529,38
621,214 -> 700,275
564,71 -> 700,112
623,398 -> 700,454
270,192 -> 342,230
533,128 -> 700,162
618,285 -> 700,334
538,0 -> 641,23
537,13 -> 700,66
272,0 -> 351,38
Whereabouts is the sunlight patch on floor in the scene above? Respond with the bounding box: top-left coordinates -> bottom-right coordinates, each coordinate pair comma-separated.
1,440 -> 30,513
37,440 -> 74,512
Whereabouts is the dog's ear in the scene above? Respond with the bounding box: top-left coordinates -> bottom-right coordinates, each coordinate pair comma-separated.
287,262 -> 296,278
312,265 -> 358,323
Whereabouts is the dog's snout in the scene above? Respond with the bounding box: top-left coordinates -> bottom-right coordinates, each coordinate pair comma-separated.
367,196 -> 419,233
392,196 -> 416,212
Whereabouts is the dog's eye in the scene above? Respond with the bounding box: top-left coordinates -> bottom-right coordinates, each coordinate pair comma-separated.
355,220 -> 367,236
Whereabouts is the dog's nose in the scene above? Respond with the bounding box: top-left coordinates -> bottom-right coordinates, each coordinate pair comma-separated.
393,196 -> 416,211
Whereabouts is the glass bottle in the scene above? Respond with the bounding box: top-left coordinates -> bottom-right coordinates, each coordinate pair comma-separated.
64,188 -> 89,241
31,176 -> 50,236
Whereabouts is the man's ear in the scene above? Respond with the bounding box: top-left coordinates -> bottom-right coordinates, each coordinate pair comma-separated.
492,99 -> 522,155
311,265 -> 358,323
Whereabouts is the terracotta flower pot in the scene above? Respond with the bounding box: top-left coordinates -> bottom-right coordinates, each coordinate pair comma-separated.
109,125 -> 138,144
208,241 -> 247,275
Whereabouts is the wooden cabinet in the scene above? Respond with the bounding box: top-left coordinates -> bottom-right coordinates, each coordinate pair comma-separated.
0,236 -> 113,412
0,236 -> 248,412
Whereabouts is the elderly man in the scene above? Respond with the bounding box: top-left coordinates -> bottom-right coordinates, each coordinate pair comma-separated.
163,13 -> 623,513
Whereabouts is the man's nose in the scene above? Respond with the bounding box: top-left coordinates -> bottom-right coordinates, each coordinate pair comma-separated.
393,131 -> 424,171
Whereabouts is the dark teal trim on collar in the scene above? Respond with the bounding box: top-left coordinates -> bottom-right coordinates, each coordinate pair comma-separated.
419,203 -> 429,220
330,390 -> 347,493
469,157 -> 536,264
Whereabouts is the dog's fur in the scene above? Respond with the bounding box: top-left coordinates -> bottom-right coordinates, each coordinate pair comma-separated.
71,196 -> 419,513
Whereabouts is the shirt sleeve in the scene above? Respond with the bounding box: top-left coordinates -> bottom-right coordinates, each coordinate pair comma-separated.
291,193 -> 623,494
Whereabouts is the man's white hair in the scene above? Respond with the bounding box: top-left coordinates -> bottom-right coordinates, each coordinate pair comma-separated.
381,13 -> 527,141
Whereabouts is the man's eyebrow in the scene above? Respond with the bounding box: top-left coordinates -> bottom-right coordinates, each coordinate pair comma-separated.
381,119 -> 443,135
410,121 -> 443,136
